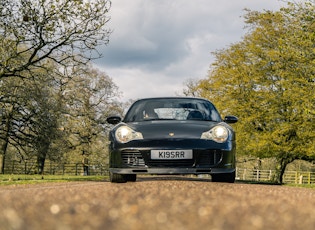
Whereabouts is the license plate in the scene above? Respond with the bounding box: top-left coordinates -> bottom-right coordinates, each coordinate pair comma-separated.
151,150 -> 193,160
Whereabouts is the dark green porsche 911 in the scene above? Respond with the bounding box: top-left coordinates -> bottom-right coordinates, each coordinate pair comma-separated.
106,97 -> 238,183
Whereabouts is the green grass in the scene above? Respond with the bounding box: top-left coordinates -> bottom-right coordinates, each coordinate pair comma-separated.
285,183 -> 315,189
0,174 -> 107,186
1,175 -> 315,188
237,180 -> 315,189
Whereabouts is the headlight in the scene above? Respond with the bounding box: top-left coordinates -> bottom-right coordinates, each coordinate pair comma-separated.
201,125 -> 229,143
115,126 -> 143,143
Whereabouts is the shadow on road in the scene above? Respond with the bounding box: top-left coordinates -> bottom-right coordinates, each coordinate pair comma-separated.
104,175 -> 281,185
136,175 -> 213,182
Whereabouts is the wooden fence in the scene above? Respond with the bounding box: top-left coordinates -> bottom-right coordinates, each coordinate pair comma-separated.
3,160 -> 108,176
236,168 -> 315,184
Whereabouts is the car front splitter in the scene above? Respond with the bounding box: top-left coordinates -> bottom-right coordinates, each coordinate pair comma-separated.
110,167 -> 235,175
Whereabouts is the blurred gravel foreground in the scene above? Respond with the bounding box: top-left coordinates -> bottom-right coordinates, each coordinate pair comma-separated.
1,176 -> 315,230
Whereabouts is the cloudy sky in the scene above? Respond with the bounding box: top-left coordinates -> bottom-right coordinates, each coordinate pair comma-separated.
94,0 -> 287,101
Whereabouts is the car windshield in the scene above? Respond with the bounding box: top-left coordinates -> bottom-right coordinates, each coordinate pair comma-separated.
124,98 -> 222,122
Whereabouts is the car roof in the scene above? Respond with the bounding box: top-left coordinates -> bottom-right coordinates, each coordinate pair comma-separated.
133,97 -> 210,102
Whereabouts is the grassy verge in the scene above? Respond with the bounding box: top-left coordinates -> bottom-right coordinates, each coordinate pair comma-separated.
1,175 -> 314,188
285,183 -> 315,189
237,179 -> 315,188
0,174 -> 107,186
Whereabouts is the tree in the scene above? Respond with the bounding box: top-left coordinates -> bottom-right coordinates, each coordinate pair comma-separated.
56,64 -> 122,172
186,2 -> 315,183
0,0 -> 113,173
0,0 -> 111,80
0,65 -> 62,173
0,61 -> 122,174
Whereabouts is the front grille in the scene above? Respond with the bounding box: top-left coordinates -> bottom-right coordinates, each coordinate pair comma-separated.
196,150 -> 222,167
121,149 -> 222,168
121,150 -> 146,167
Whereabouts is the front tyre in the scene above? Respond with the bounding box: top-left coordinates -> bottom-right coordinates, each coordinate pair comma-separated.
109,172 -> 127,183
211,171 -> 235,183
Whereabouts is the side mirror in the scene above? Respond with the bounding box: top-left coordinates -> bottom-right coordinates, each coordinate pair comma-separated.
106,116 -> 122,125
224,115 -> 238,124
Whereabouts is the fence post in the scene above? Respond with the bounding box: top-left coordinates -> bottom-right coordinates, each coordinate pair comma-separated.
243,169 -> 246,180
256,169 -> 259,181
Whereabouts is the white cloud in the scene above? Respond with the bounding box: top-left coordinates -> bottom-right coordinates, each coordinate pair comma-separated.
95,0 -> 287,101
98,67 -> 185,100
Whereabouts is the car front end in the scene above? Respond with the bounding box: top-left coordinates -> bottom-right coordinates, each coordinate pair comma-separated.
108,119 -> 237,183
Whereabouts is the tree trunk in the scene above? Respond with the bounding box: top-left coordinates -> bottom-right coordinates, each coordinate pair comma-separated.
37,155 -> 46,174
0,154 -> 4,174
0,134 -> 10,174
1,106 -> 13,174
37,149 -> 47,175
277,162 -> 286,184
36,134 -> 51,174
275,156 -> 295,184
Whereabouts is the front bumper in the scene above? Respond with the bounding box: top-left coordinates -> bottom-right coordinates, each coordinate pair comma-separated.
109,138 -> 236,174
110,167 -> 235,175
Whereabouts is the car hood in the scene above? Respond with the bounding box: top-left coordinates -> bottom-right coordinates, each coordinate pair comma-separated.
126,120 -> 219,139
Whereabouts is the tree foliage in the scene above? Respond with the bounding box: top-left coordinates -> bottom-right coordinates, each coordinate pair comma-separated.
0,62 -> 122,173
185,1 -> 315,183
57,64 -> 123,165
0,0 -> 122,174
0,65 -> 60,173
0,0 -> 111,79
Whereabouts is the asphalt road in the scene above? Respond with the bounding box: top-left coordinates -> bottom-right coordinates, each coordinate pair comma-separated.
1,176 -> 315,230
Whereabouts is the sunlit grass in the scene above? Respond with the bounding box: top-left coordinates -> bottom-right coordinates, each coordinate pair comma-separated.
237,180 -> 315,189
0,174 -> 107,186
1,175 -> 314,188
286,183 -> 315,189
